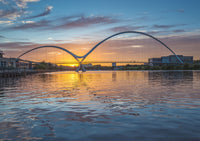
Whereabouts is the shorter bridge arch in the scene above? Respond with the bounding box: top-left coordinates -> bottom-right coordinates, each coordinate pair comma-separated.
17,45 -> 80,62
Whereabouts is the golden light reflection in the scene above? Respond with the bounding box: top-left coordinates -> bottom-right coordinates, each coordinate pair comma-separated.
34,72 -> 94,103
4,71 -> 198,109
31,71 -> 149,104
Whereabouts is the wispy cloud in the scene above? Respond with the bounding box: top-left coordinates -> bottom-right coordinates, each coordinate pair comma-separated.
7,20 -> 50,30
5,14 -> 120,31
0,41 -> 37,55
0,0 -> 44,27
0,41 -> 35,48
0,0 -> 9,4
147,30 -> 164,35
0,20 -> 13,25
0,0 -> 44,23
0,8 -> 24,20
23,6 -> 53,19
173,29 -> 185,33
0,35 -> 6,38
162,9 -> 185,14
52,15 -> 119,30
47,51 -> 62,55
153,24 -> 176,29
110,25 -> 147,32
15,0 -> 40,9
22,20 -> 35,24
176,9 -> 184,13
153,24 -> 186,29
147,29 -> 185,35
130,45 -> 143,48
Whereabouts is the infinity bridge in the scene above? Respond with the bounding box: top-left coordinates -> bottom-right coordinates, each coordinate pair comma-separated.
56,61 -> 148,65
17,31 -> 183,72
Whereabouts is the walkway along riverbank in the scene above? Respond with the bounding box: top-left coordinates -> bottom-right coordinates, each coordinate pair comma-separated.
0,69 -> 39,78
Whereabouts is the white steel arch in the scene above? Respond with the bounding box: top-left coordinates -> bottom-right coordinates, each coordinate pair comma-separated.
18,31 -> 183,72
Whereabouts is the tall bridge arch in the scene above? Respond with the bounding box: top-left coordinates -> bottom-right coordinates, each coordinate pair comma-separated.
18,31 -> 183,72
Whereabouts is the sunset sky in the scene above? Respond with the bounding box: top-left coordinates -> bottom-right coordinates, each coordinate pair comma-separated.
0,0 -> 200,64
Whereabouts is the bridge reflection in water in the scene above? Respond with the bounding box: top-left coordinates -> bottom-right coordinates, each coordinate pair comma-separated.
0,71 -> 200,140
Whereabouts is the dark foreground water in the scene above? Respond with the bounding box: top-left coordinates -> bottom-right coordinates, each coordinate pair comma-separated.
0,71 -> 200,141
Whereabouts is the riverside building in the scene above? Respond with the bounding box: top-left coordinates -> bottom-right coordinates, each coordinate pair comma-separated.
148,55 -> 193,66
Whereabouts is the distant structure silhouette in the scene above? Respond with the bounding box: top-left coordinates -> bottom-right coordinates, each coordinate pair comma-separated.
17,31 -> 183,72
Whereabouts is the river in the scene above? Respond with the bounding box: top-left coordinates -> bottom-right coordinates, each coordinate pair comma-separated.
0,71 -> 200,141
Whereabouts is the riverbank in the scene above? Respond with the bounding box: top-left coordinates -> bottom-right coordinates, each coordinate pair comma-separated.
119,63 -> 200,70
0,69 -> 40,78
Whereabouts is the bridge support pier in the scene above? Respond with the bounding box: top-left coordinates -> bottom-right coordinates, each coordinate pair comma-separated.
76,63 -> 86,72
112,62 -> 117,70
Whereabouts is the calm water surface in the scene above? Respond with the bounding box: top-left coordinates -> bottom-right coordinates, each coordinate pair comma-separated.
0,71 -> 200,141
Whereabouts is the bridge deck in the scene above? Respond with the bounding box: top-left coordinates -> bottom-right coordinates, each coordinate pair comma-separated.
55,61 -> 148,64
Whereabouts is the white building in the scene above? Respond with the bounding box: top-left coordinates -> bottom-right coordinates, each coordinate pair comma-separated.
148,55 -> 193,66
0,50 -> 31,69
0,50 -> 16,68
